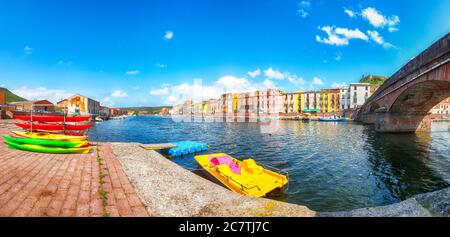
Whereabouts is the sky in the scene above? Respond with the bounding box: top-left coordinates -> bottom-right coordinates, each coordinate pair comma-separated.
0,0 -> 449,107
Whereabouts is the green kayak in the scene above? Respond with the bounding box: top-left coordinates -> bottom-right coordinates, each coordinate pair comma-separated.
3,135 -> 88,148
4,140 -> 91,154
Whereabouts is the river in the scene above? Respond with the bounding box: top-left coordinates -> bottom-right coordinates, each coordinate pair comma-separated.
88,116 -> 450,212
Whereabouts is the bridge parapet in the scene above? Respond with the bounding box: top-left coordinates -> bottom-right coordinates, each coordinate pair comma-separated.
367,33 -> 450,105
357,33 -> 450,132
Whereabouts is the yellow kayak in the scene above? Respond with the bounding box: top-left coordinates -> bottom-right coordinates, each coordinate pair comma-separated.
194,153 -> 288,197
12,131 -> 88,141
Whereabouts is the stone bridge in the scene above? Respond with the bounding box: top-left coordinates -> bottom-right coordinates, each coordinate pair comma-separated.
356,33 -> 450,132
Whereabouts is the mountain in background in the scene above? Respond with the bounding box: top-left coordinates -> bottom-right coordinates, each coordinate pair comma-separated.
359,75 -> 388,85
0,87 -> 28,102
122,106 -> 172,115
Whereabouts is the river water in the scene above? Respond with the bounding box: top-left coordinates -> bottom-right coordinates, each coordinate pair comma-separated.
88,116 -> 450,212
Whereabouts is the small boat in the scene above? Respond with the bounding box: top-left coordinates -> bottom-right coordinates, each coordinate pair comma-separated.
168,141 -> 208,156
3,136 -> 89,148
14,115 -> 91,122
318,117 -> 347,122
4,140 -> 91,154
11,131 -> 88,141
195,153 -> 288,197
15,123 -> 92,131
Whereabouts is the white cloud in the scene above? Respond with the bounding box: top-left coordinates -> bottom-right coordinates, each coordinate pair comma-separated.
12,86 -> 72,103
24,46 -> 32,54
344,9 -> 356,18
247,68 -> 261,78
262,79 -> 276,89
331,82 -> 347,88
312,77 -> 324,86
361,7 -> 400,28
164,30 -> 174,40
159,75 -> 283,105
367,30 -> 394,48
287,75 -> 306,86
112,90 -> 127,97
57,60 -> 73,65
297,0 -> 311,18
101,97 -> 114,107
264,68 -> 286,80
388,27 -> 398,32
126,70 -> 140,76
150,87 -> 169,96
334,52 -> 342,61
316,26 -> 368,46
156,63 -> 167,68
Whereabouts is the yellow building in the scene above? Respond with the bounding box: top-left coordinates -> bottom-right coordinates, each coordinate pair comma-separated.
319,89 -> 340,113
232,93 -> 240,112
282,90 -> 307,114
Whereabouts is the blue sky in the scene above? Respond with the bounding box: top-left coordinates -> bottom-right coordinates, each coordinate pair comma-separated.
0,0 -> 449,107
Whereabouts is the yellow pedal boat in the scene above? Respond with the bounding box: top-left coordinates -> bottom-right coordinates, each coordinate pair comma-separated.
194,153 -> 288,197
12,131 -> 88,141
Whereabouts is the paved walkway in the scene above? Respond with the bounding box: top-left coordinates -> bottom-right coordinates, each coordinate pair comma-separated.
0,122 -> 148,217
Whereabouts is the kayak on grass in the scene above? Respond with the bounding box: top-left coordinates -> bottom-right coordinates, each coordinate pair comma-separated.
4,140 -> 91,154
11,131 -> 88,141
194,153 -> 288,197
14,115 -> 91,122
15,123 -> 92,131
3,135 -> 89,148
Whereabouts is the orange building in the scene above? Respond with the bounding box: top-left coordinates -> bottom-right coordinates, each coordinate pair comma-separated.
10,100 -> 55,112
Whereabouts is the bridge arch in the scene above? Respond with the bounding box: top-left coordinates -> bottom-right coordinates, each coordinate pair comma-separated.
356,33 -> 450,132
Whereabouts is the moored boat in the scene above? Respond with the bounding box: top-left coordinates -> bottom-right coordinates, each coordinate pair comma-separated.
4,140 -> 91,154
14,115 -> 91,122
318,117 -> 347,122
15,123 -> 92,131
11,131 -> 88,141
194,153 -> 288,197
3,135 -> 89,148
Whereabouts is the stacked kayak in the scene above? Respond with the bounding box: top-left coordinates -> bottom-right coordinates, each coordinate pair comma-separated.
14,114 -> 92,132
194,153 -> 288,197
12,130 -> 88,141
4,132 -> 91,154
6,114 -> 92,154
15,123 -> 92,131
15,115 -> 91,122
168,141 -> 208,156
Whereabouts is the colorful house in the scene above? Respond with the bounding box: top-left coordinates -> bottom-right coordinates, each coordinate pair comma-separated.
67,94 -> 100,116
319,89 -> 340,113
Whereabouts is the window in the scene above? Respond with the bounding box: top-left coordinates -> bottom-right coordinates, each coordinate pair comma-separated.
354,86 -> 357,90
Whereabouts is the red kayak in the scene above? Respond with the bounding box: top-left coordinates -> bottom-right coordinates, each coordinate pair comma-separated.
15,123 -> 92,131
14,115 -> 91,122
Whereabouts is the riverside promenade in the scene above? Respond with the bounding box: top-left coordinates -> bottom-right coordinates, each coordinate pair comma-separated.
0,120 -> 148,217
1,119 -> 448,217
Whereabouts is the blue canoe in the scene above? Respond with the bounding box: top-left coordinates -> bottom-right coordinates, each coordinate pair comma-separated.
318,117 -> 347,122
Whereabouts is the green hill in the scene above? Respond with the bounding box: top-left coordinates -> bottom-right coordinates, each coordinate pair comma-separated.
122,106 -> 172,115
359,75 -> 388,85
0,87 -> 28,102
